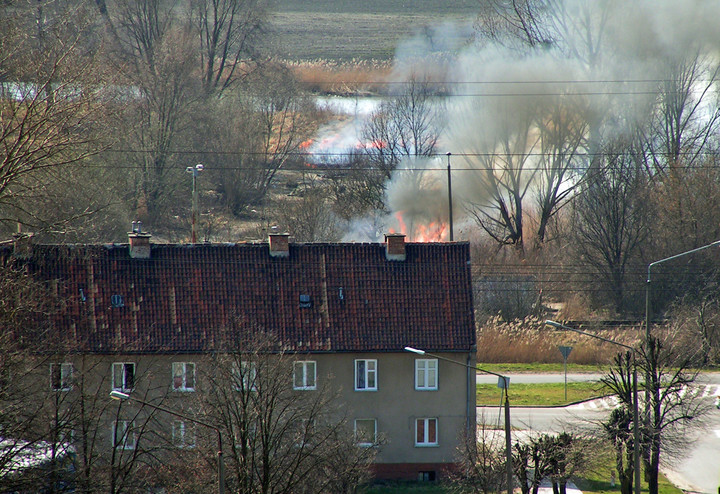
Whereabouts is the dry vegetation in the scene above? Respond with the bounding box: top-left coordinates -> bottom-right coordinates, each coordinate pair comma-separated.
477,316 -> 645,365
285,59 -> 394,94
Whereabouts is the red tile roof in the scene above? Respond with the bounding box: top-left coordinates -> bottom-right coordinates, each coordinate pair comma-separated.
1,241 -> 475,354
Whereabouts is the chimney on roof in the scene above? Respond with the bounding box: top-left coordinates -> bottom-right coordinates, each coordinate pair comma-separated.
128,221 -> 151,259
12,232 -> 33,259
385,233 -> 406,261
268,232 -> 290,258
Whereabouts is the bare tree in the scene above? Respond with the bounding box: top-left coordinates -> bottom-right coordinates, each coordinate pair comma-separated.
325,150 -> 388,220
190,0 -> 268,95
600,352 -> 636,494
572,140 -> 651,313
198,334 -> 375,494
532,97 -> 588,246
0,4 -> 112,234
109,0 -> 202,220
272,180 -> 343,242
638,52 -> 720,179
475,0 -> 555,50
513,434 -> 553,494
201,64 -> 312,216
451,417 -> 507,494
360,75 -> 443,182
603,334 -> 709,494
463,103 -> 539,251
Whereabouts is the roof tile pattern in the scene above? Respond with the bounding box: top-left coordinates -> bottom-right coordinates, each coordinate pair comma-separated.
1,241 -> 475,354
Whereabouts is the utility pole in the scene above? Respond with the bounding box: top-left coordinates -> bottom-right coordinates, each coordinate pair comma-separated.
447,152 -> 453,241
186,164 -> 204,243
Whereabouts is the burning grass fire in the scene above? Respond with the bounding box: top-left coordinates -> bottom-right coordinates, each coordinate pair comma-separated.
388,212 -> 448,242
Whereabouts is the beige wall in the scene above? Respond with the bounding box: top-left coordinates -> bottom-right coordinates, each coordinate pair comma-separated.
27,350 -> 475,468
311,351 -> 475,465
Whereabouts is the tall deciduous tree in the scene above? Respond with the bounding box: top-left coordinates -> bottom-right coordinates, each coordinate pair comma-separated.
601,352 -> 636,494
602,336 -> 709,494
191,0 -> 268,95
572,140 -> 650,313
0,4 -> 112,234
198,334 -> 375,494
361,75 -> 443,182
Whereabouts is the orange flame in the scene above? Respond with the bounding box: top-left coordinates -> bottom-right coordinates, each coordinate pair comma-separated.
390,211 -> 447,242
357,139 -> 388,150
299,139 -> 314,150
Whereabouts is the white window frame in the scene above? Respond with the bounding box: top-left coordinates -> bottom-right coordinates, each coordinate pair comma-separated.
354,418 -> 377,447
112,420 -> 136,450
354,359 -> 377,391
172,362 -> 195,392
415,417 -> 438,447
172,420 -> 196,449
112,362 -> 135,392
50,362 -> 73,391
293,361 -> 316,390
233,361 -> 257,392
414,359 -> 438,390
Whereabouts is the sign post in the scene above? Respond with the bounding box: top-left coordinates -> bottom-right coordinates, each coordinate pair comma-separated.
558,345 -> 573,401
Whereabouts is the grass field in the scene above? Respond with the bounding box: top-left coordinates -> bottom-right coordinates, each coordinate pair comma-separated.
267,0 -> 479,60
477,381 -> 608,406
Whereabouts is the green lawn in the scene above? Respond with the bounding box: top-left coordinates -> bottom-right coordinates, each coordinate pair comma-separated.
477,381 -> 609,407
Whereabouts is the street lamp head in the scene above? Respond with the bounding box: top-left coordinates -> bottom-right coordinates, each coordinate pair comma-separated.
110,390 -> 130,401
545,320 -> 563,329
403,346 -> 426,355
186,164 -> 204,175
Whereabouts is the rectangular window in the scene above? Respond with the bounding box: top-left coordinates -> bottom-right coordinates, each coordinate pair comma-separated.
233,361 -> 257,392
355,359 -> 377,391
112,362 -> 135,392
112,420 -> 136,450
415,418 -> 438,446
418,471 -> 437,482
415,359 -> 438,390
293,361 -> 316,390
172,362 -> 195,391
354,418 -> 377,447
172,420 -> 196,449
50,363 -> 73,391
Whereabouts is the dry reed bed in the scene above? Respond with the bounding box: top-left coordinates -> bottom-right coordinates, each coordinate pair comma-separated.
477,316 -> 644,365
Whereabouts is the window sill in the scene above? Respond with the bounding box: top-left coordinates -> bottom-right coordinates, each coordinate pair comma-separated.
354,388 -> 378,392
415,443 -> 440,448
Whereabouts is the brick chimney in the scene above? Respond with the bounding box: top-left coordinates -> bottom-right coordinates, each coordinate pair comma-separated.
12,232 -> 34,259
385,233 -> 406,261
128,221 -> 151,259
269,233 -> 290,258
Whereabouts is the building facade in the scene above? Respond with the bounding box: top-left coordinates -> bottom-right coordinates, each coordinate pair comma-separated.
1,230 -> 476,483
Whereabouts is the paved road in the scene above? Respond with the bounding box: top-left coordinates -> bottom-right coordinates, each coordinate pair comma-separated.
477,372 -> 720,493
476,373 -> 604,385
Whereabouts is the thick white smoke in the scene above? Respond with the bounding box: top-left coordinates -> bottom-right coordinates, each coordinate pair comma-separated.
348,0 -> 720,243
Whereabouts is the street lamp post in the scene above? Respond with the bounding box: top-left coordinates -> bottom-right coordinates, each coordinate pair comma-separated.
404,347 -> 512,494
544,320 -> 640,494
186,164 -> 204,244
110,390 -> 224,494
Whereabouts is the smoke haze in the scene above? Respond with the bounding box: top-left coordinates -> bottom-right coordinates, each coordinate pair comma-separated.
346,0 -> 720,243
